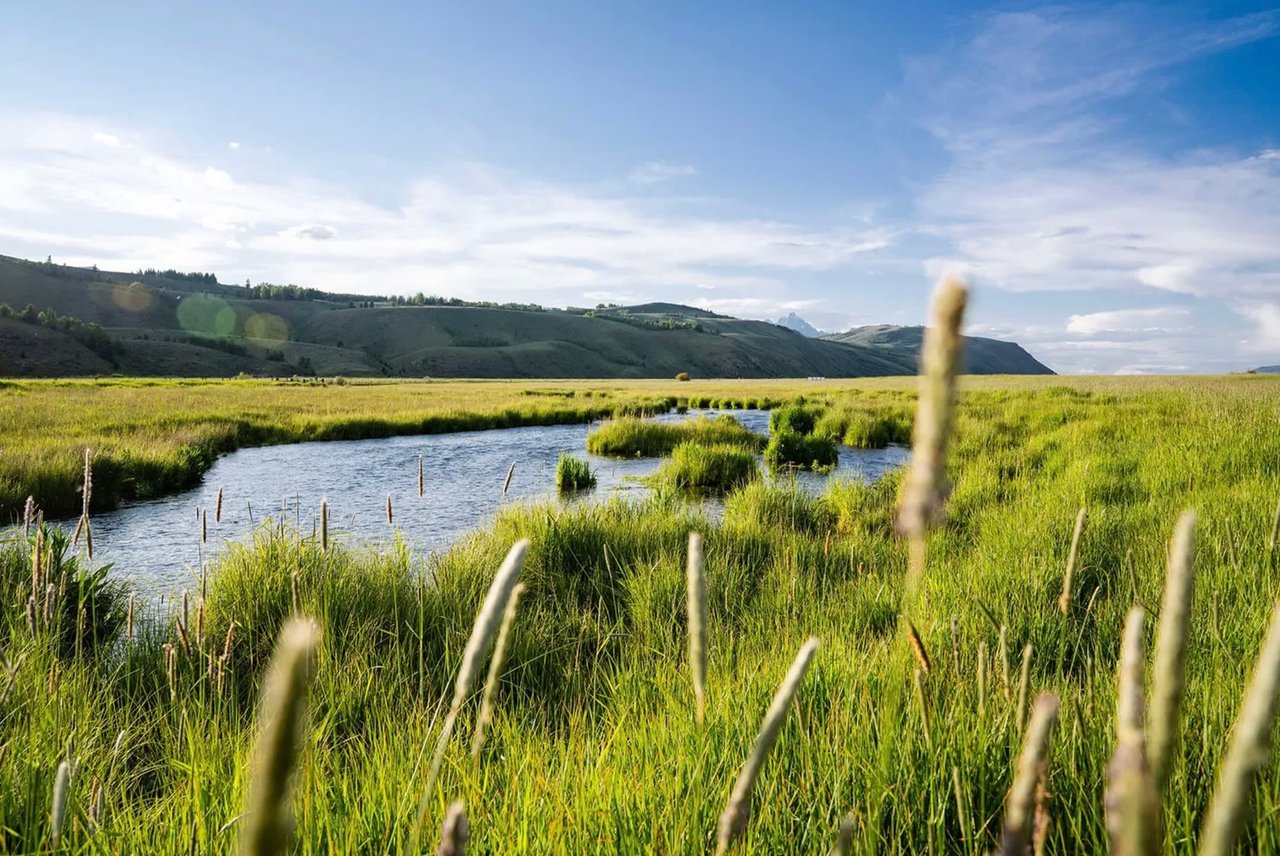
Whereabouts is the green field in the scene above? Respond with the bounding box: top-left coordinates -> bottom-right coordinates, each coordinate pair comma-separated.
4,373 -> 1280,853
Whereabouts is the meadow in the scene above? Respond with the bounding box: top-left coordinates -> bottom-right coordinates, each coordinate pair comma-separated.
3,367 -> 1280,853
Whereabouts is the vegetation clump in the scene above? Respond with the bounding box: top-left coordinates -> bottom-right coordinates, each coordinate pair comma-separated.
555,453 -> 596,492
723,480 -> 833,533
656,442 -> 759,491
814,405 -> 913,448
764,430 -> 838,472
769,403 -> 817,436
586,415 -> 761,458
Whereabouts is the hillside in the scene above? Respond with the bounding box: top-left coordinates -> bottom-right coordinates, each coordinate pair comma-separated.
823,324 -> 1054,375
1254,365 -> 1280,374
0,254 -> 1054,378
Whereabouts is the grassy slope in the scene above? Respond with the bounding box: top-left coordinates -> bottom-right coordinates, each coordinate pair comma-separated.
0,254 -> 1053,379
823,324 -> 1055,375
0,317 -> 113,376
3,376 -> 1280,853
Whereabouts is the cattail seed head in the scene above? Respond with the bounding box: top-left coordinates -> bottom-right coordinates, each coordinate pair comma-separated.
716,636 -> 819,856
436,800 -> 468,856
1148,512 -> 1195,792
502,462 -> 516,499
1058,507 -> 1087,614
215,487 -> 223,523
687,532 -> 709,723
51,759 -> 71,844
240,618 -> 320,856
418,455 -> 425,499
471,582 -> 527,763
1199,600 -> 1280,856
386,495 -> 393,526
897,276 -> 968,541
999,692 -> 1059,856
1105,607 -> 1161,856
320,499 -> 329,552
201,509 -> 208,544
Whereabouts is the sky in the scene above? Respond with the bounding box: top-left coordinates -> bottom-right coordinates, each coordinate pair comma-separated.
1,1 -> 1278,373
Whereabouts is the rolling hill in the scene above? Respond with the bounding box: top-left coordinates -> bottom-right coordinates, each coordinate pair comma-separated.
823,324 -> 1054,375
0,254 -> 1054,378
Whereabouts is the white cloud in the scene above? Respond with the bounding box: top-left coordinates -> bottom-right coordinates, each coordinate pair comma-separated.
0,112 -> 890,304
228,141 -> 241,150
1237,302 -> 1280,351
1066,307 -> 1191,336
629,160 -> 697,184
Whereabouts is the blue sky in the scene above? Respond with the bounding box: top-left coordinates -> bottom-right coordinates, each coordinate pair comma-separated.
2,1 -> 1278,373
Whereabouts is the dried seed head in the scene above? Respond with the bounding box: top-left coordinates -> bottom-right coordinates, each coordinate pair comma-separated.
240,618 -> 320,856
1148,512 -> 1196,792
1000,693 -> 1059,856
897,276 -> 968,540
687,532 -> 709,723
716,637 -> 819,855
471,582 -> 527,763
215,487 -> 224,523
907,621 -> 932,674
1105,607 -> 1161,856
1058,507 -> 1087,614
51,759 -> 71,844
436,800 -> 468,856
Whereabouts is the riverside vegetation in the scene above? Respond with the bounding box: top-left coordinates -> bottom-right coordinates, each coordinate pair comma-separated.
4,298 -> 1280,851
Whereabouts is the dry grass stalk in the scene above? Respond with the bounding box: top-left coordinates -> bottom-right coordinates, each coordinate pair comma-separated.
999,692 -> 1059,856
201,509 -> 208,544
126,593 -> 135,642
906,620 -> 932,674
471,582 -> 527,763
501,462 -> 516,499
1148,511 -> 1196,793
215,487 -> 223,523
914,668 -> 933,750
715,636 -> 819,856
1199,600 -> 1280,856
418,455 -> 425,498
386,495 -> 393,526
829,813 -> 855,856
240,618 -> 320,856
1105,607 -> 1161,856
51,758 -> 71,845
952,767 -> 970,851
897,277 -> 968,589
320,499 -> 329,552
23,495 -> 35,537
436,800 -> 468,856
416,541 -> 529,836
687,532 -> 709,723
1057,507 -> 1087,614
1016,643 -> 1033,733
164,644 -> 177,700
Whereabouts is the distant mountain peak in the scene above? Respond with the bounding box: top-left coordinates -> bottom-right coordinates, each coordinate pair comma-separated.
775,312 -> 821,337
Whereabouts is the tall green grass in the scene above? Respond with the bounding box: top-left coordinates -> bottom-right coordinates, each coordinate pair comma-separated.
586,414 -> 762,458
3,375 -> 1280,851
655,442 -> 760,492
555,453 -> 596,492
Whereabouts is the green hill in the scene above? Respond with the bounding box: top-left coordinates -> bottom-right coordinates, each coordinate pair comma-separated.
822,324 -> 1054,375
0,254 -> 1054,378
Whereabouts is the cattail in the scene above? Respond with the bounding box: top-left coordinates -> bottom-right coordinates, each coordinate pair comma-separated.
23,495 -> 35,537
51,759 -> 71,845
952,767 -> 971,851
1016,643 -> 1033,733
1148,512 -> 1196,792
715,636 -> 819,855
501,462 -> 516,499
906,620 -> 932,674
999,624 -> 1010,698
215,487 -> 223,523
320,499 -> 329,552
240,619 -> 320,856
897,278 -> 968,588
1199,600 -> 1280,856
471,582 -> 527,763
415,541 -> 529,836
386,495 -> 393,526
687,532 -> 709,723
126,593 -> 135,642
1058,507 -> 1087,614
436,800 -> 468,856
418,455 -> 425,498
1105,607 -> 1160,856
182,590 -> 189,630
977,639 -> 988,718
201,509 -> 208,544
829,813 -> 855,856
999,693 -> 1059,856
914,668 -> 932,750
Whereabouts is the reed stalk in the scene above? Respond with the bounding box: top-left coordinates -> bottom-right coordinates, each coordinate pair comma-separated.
1058,507 -> 1087,614
1148,512 -> 1196,793
687,532 -> 709,723
502,462 -> 516,499
215,487 -> 223,523
240,618 -> 320,856
1199,600 -> 1280,856
418,455 -> 425,498
386,495 -> 393,526
999,693 -> 1059,856
471,582 -> 527,763
1105,607 -> 1160,856
716,636 -> 819,855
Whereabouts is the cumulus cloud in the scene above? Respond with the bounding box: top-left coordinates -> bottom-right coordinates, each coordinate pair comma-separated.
1066,307 -> 1191,336
629,160 -> 697,184
0,112 -> 890,310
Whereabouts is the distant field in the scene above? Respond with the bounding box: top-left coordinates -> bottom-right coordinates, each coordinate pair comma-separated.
5,373 -> 1280,852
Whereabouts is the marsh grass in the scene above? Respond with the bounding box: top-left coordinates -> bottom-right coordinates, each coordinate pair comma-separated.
587,414 -> 762,458
2,375 -> 1280,852
655,442 -> 759,492
554,454 -> 596,492
763,431 -> 838,472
